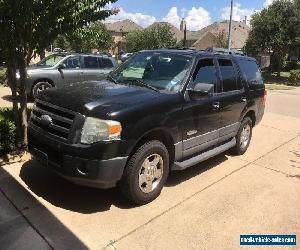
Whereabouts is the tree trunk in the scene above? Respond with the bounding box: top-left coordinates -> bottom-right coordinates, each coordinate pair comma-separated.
18,56 -> 28,147
7,58 -> 22,147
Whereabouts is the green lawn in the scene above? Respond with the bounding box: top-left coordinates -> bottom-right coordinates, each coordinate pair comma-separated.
263,71 -> 298,90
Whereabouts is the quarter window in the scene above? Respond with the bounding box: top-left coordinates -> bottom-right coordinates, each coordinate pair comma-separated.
193,59 -> 218,91
218,59 -> 238,92
238,59 -> 263,85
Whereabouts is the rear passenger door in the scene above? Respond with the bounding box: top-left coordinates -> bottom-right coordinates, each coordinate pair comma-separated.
83,56 -> 115,81
216,57 -> 247,142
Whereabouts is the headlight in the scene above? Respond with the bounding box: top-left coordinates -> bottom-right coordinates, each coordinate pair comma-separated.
80,117 -> 122,144
16,72 -> 20,79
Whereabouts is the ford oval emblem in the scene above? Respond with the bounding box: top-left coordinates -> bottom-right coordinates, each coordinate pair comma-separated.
40,115 -> 53,127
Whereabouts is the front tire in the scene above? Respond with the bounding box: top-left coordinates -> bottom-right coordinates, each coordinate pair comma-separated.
32,81 -> 52,99
119,140 -> 169,205
231,117 -> 253,155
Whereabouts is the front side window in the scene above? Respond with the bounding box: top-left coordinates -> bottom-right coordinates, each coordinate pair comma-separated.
63,56 -> 81,69
84,56 -> 99,69
110,51 -> 193,92
218,59 -> 238,92
192,58 -> 218,91
36,54 -> 66,67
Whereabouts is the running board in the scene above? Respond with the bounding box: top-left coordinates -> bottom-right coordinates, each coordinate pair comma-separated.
172,138 -> 236,171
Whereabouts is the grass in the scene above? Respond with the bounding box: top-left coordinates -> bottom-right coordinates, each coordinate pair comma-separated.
263,71 -> 298,90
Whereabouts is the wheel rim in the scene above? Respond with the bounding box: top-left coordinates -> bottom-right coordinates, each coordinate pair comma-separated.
138,153 -> 164,194
36,83 -> 50,94
240,124 -> 251,149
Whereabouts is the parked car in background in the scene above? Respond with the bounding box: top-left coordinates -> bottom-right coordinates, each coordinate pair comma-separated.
28,48 -> 266,205
15,53 -> 118,99
120,53 -> 133,62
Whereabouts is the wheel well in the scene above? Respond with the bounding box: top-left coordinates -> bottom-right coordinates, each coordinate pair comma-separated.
244,110 -> 256,127
129,130 -> 175,167
33,78 -> 55,88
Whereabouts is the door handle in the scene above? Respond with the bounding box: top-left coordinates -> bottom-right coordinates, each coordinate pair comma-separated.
212,102 -> 220,110
241,97 -> 247,102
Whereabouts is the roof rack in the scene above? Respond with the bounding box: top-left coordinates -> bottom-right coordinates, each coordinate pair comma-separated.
165,47 -> 196,51
205,47 -> 246,56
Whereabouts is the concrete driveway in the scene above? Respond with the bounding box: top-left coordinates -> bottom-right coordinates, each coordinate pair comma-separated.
1,88 -> 300,250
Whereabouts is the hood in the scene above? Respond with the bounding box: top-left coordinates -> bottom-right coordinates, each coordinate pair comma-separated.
37,80 -> 161,117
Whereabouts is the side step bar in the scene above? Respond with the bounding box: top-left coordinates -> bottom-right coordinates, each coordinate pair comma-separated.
172,138 -> 236,171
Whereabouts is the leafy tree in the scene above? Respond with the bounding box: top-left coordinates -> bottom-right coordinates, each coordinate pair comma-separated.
0,0 -> 117,148
245,0 -> 298,76
53,35 -> 71,51
68,22 -> 114,53
125,24 -> 177,52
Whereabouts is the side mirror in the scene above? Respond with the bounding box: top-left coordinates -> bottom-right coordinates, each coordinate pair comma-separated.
57,63 -> 66,70
188,83 -> 214,98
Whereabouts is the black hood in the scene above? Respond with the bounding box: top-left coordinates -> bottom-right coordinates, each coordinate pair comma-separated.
37,80 -> 161,117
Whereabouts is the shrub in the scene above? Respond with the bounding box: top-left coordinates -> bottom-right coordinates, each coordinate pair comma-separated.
0,108 -> 16,155
0,67 -> 7,86
288,70 -> 300,86
284,61 -> 300,71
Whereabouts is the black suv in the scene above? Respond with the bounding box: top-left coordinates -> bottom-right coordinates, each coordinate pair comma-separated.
28,49 -> 266,205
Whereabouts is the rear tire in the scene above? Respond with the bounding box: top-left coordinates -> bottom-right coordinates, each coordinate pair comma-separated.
231,117 -> 253,155
119,140 -> 169,205
32,81 -> 52,99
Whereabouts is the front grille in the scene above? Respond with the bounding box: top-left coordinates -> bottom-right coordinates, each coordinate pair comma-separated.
30,99 -> 76,140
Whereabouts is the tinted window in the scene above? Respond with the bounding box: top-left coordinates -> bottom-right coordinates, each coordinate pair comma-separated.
84,56 -> 99,69
99,58 -> 113,68
238,59 -> 263,84
193,59 -> 218,91
218,59 -> 237,92
64,56 -> 81,69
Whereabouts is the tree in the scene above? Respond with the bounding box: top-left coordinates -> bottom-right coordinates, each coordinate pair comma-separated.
67,22 -> 114,53
213,30 -> 228,48
0,0 -> 117,148
245,0 -> 298,76
125,24 -> 177,52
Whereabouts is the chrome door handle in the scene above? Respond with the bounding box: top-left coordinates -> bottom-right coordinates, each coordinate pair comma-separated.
212,102 -> 220,110
241,97 -> 247,102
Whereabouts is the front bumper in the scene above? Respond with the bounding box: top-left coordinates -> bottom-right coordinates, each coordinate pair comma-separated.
28,125 -> 128,189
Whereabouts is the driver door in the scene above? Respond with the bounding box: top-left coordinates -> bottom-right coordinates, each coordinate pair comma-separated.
182,57 -> 222,158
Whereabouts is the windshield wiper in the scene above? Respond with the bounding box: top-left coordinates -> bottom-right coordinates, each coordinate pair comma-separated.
124,79 -> 159,92
107,75 -> 118,84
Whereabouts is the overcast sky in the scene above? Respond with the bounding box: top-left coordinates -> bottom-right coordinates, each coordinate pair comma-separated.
106,0 -> 275,30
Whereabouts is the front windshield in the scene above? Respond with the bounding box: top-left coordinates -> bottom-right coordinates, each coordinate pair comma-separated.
111,51 -> 193,92
36,54 -> 66,67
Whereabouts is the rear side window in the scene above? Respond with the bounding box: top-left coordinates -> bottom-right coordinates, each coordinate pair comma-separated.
84,56 -> 99,69
238,59 -> 263,85
99,58 -> 114,68
193,58 -> 218,91
64,56 -> 81,69
218,59 -> 239,92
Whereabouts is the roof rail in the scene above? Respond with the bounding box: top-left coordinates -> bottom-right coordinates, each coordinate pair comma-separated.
165,47 -> 196,51
206,47 -> 246,56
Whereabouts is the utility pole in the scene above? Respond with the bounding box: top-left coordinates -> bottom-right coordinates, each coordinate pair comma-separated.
228,0 -> 233,50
